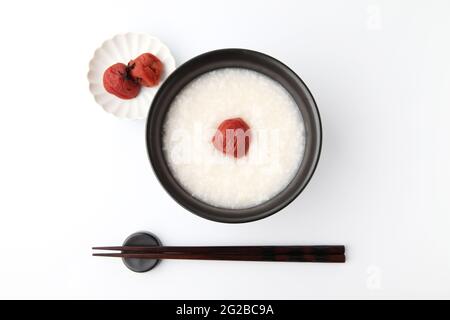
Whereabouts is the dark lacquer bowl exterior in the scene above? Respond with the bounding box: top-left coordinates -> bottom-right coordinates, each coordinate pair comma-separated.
146,49 -> 322,223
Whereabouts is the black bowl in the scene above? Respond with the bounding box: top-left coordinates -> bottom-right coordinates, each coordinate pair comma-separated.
146,49 -> 321,223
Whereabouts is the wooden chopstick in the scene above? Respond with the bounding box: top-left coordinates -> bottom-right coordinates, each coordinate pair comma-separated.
93,252 -> 345,263
92,245 -> 346,263
92,245 -> 345,255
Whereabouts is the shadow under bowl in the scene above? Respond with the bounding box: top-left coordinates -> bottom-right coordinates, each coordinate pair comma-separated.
146,48 -> 322,223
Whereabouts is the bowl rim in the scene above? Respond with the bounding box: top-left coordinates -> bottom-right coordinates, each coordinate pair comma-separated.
146,48 -> 322,223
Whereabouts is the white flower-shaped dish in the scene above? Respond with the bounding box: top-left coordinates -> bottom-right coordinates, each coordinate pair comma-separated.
88,33 -> 176,119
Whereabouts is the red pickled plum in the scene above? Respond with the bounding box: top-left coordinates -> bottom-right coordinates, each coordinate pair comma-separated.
212,118 -> 251,158
103,63 -> 141,99
128,53 -> 163,87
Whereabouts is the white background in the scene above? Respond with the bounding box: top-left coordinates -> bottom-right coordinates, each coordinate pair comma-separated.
0,0 -> 449,299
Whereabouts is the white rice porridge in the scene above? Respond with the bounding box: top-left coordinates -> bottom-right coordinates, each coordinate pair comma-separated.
163,68 -> 305,209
